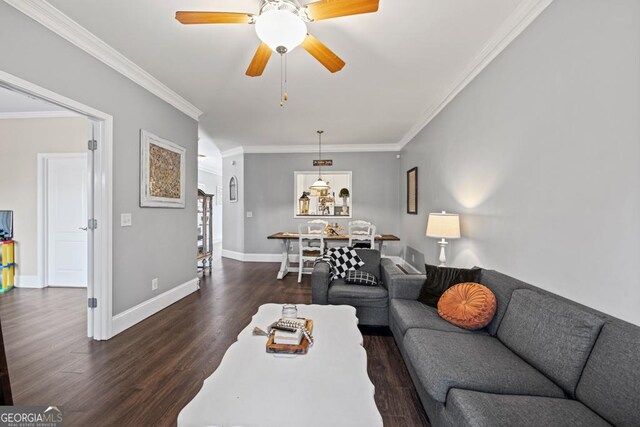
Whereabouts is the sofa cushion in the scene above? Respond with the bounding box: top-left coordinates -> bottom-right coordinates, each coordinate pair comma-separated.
446,389 -> 610,427
328,280 -> 388,308
437,282 -> 497,330
418,264 -> 481,307
497,289 -> 604,398
390,299 -> 486,337
477,269 -> 532,335
403,329 -> 565,403
354,248 -> 381,280
576,321 -> 640,426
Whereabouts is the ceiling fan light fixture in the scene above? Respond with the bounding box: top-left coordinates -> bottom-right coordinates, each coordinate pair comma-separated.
255,9 -> 307,53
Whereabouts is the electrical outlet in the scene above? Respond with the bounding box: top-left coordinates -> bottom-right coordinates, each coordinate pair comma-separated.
412,254 -> 415,262
152,278 -> 158,291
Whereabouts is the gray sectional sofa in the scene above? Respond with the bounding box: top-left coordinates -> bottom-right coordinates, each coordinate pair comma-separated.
311,249 -> 394,326
384,263 -> 640,426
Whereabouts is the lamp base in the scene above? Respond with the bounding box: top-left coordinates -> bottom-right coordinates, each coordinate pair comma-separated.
437,239 -> 448,267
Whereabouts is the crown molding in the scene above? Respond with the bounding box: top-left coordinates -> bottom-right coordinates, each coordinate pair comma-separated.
221,147 -> 244,158
0,110 -> 82,119
4,0 -> 203,121
240,143 -> 401,154
397,0 -> 554,149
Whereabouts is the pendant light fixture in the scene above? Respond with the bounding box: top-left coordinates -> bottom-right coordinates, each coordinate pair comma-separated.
310,130 -> 329,190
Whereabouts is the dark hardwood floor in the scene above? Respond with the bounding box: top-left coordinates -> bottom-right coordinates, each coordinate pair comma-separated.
0,256 -> 429,427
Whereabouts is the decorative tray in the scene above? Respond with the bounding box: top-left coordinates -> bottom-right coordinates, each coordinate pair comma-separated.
266,319 -> 314,354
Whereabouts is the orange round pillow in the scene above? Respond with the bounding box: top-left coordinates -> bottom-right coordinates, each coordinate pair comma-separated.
437,282 -> 497,330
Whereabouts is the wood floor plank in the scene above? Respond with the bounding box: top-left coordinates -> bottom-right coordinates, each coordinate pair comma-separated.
0,254 -> 429,426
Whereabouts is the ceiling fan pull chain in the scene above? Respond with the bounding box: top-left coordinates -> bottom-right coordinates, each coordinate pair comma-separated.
280,52 -> 284,107
284,53 -> 289,102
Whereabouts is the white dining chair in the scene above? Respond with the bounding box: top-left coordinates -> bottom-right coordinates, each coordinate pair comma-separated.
348,220 -> 376,249
298,220 -> 328,283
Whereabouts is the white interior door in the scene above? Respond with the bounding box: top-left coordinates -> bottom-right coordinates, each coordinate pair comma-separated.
46,154 -> 88,287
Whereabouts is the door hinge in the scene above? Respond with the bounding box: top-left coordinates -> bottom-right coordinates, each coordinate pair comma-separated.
88,297 -> 97,308
88,219 -> 97,230
88,139 -> 97,151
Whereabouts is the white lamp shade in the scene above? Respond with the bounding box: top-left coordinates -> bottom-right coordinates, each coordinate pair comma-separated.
255,9 -> 307,53
426,212 -> 461,239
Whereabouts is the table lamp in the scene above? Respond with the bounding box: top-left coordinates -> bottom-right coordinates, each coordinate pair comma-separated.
426,211 -> 460,266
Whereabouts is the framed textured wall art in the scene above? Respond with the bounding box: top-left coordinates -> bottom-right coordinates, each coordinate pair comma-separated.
407,167 -> 418,214
140,130 -> 186,208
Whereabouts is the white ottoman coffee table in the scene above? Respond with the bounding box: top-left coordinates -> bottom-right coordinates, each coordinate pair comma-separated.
178,303 -> 382,427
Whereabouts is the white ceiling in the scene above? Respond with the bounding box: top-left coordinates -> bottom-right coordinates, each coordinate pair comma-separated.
46,0 -> 527,151
0,85 -> 68,113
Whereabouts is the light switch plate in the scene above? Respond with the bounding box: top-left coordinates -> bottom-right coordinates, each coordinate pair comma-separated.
121,213 -> 132,227
246,211 -> 253,218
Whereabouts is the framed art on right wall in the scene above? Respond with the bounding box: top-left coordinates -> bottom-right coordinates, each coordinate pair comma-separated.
407,167 -> 418,214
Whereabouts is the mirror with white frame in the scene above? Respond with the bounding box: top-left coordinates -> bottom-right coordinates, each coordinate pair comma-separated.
294,171 -> 352,218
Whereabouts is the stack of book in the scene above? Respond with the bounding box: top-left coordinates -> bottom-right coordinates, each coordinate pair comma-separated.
273,318 -> 307,346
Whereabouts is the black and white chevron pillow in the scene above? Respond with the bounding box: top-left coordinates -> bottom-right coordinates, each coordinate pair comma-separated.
345,270 -> 378,286
328,247 -> 365,279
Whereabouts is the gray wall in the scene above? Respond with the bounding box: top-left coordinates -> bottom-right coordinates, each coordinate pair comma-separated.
400,0 -> 640,325
242,152 -> 402,256
222,152 -> 245,253
0,3 -> 199,314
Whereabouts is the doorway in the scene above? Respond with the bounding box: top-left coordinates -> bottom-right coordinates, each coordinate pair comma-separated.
0,70 -> 113,340
41,154 -> 88,288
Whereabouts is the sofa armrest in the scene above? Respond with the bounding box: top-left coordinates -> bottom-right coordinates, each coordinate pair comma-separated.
311,262 -> 332,304
381,258 -> 426,300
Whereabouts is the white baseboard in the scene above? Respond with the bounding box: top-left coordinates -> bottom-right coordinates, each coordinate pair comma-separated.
221,250 -> 282,263
244,253 -> 282,262
111,277 -> 199,337
15,275 -> 44,288
221,249 -> 244,261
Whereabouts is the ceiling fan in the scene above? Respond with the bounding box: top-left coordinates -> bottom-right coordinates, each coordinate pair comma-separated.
175,0 -> 380,77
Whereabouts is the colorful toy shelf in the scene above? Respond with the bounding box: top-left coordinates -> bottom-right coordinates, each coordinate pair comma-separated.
0,241 -> 15,292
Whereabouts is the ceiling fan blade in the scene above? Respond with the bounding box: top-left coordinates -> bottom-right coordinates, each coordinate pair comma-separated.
301,34 -> 346,73
305,0 -> 379,21
246,43 -> 273,77
175,11 -> 254,25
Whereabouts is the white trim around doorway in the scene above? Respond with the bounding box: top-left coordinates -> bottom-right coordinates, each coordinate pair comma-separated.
0,69 -> 114,341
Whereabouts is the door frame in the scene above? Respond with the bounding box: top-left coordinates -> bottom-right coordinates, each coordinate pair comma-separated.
0,70 -> 113,340
38,153 -> 89,288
